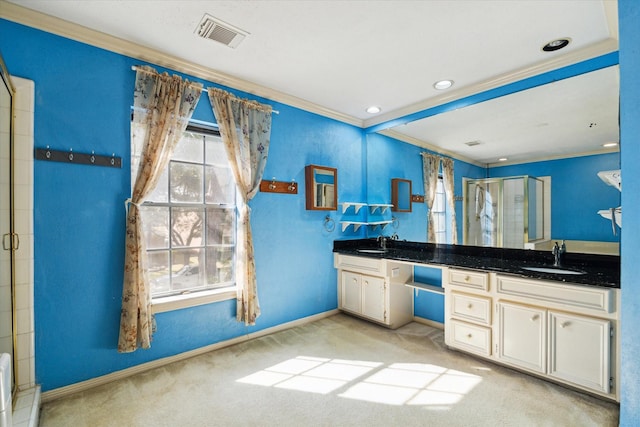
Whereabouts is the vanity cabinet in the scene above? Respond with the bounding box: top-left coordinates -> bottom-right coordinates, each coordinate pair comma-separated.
497,302 -> 546,373
341,270 -> 386,322
548,311 -> 611,393
444,268 -> 492,356
334,254 -> 413,329
444,268 -> 619,400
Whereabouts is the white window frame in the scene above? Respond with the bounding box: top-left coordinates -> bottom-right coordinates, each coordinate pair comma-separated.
132,123 -> 238,313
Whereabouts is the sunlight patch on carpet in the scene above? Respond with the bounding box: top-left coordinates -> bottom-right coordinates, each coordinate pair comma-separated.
236,356 -> 482,406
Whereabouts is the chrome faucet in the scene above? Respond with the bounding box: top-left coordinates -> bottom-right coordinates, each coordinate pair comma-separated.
377,235 -> 387,250
552,240 -> 566,267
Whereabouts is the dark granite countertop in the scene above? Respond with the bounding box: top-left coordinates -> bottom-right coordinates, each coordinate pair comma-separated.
333,238 -> 620,289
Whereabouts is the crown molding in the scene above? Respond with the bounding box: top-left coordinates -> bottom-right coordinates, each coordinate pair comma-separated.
486,146 -> 620,169
364,38 -> 619,130
0,0 -> 363,127
378,129 -> 486,168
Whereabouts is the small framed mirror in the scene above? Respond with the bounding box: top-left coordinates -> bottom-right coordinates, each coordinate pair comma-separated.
305,164 -> 337,210
391,178 -> 412,212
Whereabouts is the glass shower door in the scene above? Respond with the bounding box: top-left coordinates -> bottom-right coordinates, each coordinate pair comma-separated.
465,179 -> 502,247
0,53 -> 15,396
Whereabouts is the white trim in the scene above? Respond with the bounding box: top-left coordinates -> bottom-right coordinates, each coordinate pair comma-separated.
41,309 -> 340,403
378,129 -> 486,167
0,1 -> 361,127
151,288 -> 237,314
413,316 -> 444,330
486,146 -> 620,168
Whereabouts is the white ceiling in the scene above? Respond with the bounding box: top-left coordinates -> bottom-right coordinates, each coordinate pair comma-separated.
3,0 -> 620,165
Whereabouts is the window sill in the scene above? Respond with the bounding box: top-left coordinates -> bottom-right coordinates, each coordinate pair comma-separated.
152,287 -> 236,314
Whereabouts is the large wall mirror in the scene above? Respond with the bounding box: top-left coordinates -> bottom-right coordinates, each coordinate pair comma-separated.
369,63 -> 620,252
305,164 -> 337,210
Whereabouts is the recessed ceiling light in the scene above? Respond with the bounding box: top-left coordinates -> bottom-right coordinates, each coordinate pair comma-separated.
603,142 -> 619,148
498,157 -> 508,162
366,106 -> 381,114
542,38 -> 571,52
433,80 -> 454,90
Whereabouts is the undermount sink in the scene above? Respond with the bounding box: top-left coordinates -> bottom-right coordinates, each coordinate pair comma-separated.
357,249 -> 387,254
521,266 -> 586,275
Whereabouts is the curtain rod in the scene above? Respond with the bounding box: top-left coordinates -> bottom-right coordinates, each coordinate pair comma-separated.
131,65 -> 279,114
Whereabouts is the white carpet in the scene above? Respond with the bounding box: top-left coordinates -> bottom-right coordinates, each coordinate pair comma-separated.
39,314 -> 619,426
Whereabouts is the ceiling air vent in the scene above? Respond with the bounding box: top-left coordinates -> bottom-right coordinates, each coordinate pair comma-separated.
195,14 -> 248,49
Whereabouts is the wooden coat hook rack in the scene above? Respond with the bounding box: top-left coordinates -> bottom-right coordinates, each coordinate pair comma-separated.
259,178 -> 298,194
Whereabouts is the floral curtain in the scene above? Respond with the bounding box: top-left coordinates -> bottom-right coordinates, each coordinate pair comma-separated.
118,66 -> 202,353
207,87 -> 272,325
421,152 -> 441,243
441,157 -> 458,244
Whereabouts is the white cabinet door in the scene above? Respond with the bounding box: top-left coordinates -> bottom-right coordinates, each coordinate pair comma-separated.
548,311 -> 611,393
362,275 -> 386,322
497,302 -> 546,373
341,271 -> 361,314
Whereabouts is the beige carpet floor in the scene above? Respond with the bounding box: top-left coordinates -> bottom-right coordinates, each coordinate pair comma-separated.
39,314 -> 619,426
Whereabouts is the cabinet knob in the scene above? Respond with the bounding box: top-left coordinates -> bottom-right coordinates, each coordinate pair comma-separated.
467,333 -> 473,339
467,303 -> 473,309
464,276 -> 470,282
560,321 -> 570,328
530,314 -> 539,322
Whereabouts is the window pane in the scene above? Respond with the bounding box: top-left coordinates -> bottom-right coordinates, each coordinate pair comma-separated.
170,162 -> 203,203
206,247 -> 234,285
141,128 -> 237,300
433,193 -> 443,212
148,251 -> 170,295
206,165 -> 236,204
206,207 -> 236,245
173,132 -> 204,163
171,207 -> 204,248
205,135 -> 227,166
140,206 -> 169,249
171,248 -> 204,292
146,169 -> 169,203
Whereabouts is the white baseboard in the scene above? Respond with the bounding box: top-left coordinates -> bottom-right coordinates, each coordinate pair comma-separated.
413,316 -> 444,330
41,309 -> 340,403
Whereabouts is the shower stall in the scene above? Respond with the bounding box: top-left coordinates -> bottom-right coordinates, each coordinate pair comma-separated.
463,176 -> 544,249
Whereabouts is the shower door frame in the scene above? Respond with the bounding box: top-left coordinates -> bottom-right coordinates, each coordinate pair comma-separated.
0,50 -> 17,400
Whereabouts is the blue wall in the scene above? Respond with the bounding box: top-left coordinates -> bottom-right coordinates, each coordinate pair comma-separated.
365,133 -> 485,242
619,0 -> 640,424
364,133 -> 484,324
0,19 -> 364,391
489,153 -> 621,242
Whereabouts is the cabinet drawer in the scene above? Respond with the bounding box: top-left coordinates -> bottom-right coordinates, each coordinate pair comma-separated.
451,292 -> 491,325
335,254 -> 385,275
496,275 -> 614,314
449,269 -> 489,291
449,319 -> 491,356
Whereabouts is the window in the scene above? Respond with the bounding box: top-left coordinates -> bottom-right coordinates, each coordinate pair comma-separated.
136,126 -> 237,300
432,177 -> 447,244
